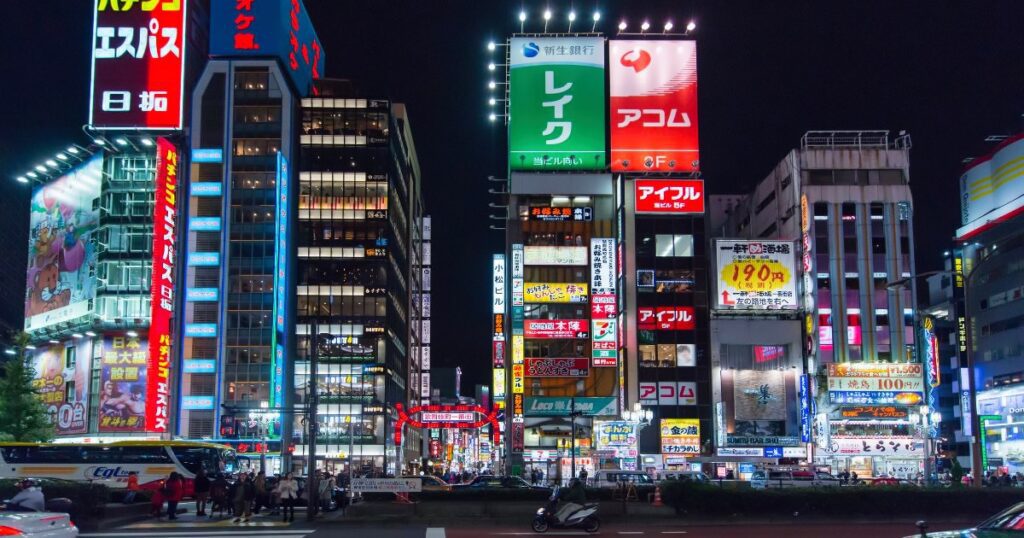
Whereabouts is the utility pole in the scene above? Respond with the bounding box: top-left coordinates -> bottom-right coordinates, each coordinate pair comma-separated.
569,397 -> 582,484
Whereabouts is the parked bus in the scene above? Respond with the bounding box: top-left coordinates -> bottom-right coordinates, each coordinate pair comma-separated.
0,440 -> 237,494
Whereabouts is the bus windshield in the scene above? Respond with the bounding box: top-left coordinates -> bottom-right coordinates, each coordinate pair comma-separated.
171,446 -> 237,475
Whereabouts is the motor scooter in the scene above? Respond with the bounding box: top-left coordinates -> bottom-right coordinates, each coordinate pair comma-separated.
531,485 -> 599,533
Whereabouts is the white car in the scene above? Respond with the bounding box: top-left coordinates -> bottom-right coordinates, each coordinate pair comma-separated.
0,511 -> 77,537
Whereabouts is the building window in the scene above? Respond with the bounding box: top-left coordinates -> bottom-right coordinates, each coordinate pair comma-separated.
655,235 -> 694,257
64,346 -> 76,370
64,381 -> 75,403
755,191 -> 776,213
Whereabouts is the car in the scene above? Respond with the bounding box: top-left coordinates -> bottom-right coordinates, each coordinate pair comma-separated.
906,501 -> 1024,537
868,475 -> 917,487
0,511 -> 78,537
655,470 -> 711,484
402,475 -> 451,492
591,470 -> 655,489
454,475 -> 546,490
751,470 -> 841,489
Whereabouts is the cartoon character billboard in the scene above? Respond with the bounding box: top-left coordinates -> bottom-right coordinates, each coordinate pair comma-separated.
31,339 -> 93,435
99,336 -> 149,433
25,156 -> 102,332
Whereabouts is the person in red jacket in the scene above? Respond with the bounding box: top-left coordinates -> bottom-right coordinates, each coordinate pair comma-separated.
164,472 -> 184,520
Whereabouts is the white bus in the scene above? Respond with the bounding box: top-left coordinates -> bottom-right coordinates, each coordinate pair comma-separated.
0,440 -> 237,493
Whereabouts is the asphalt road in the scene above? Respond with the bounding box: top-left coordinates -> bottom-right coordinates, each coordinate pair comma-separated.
79,520 -> 976,538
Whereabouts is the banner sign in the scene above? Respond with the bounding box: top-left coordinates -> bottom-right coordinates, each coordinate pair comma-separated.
829,391 -> 924,406
147,138 -> 177,432
32,340 -> 92,435
922,317 -> 941,388
509,37 -> 606,170
524,246 -> 587,266
351,478 -> 422,493
640,381 -> 698,406
493,368 -> 506,399
591,293 -> 617,319
493,255 -> 507,313
637,307 -> 695,330
524,319 -> 588,339
524,282 -> 588,303
528,206 -> 593,222
90,0 -> 186,129
100,336 -> 149,433
661,418 -> 700,455
634,179 -> 705,214
827,363 -> 924,403
819,437 -> 922,456
839,406 -> 910,419
610,40 -> 699,172
590,239 -> 616,295
524,358 -> 590,377
524,397 -> 617,416
715,240 -> 797,310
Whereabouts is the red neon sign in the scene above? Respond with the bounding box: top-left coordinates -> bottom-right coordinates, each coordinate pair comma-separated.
146,137 -> 177,432
89,0 -> 186,130
634,179 -> 705,214
394,403 -> 500,448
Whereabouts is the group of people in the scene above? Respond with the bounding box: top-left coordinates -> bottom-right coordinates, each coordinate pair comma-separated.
134,469 -> 302,523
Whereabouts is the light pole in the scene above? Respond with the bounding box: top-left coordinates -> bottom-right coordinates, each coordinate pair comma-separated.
623,403 -> 653,470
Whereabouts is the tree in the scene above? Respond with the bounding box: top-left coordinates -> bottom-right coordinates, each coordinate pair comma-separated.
0,333 -> 55,442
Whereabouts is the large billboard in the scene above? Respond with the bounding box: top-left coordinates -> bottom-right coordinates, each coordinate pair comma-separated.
827,363 -> 925,406
100,336 -> 149,433
31,339 -> 93,436
89,0 -> 186,130
148,138 -> 177,433
715,240 -> 797,310
958,134 -> 1024,236
508,37 -> 606,171
609,40 -> 699,172
270,152 -> 290,409
661,418 -> 700,455
210,0 -> 325,97
25,156 -> 103,332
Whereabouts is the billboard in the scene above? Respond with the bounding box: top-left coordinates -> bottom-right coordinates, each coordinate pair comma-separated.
524,358 -> 590,378
661,418 -> 700,455
637,307 -> 695,330
958,134 -> 1024,232
524,282 -> 588,303
25,156 -> 102,332
31,339 -> 92,436
595,421 -> 638,458
609,40 -> 698,172
493,368 -> 506,399
715,240 -> 797,310
89,0 -> 186,130
524,397 -> 617,416
148,138 -> 177,433
508,37 -> 606,170
210,0 -> 324,97
524,319 -> 588,339
827,363 -> 925,406
523,246 -> 587,266
634,179 -> 705,214
100,336 -> 149,433
270,151 -> 290,408
733,370 -> 787,421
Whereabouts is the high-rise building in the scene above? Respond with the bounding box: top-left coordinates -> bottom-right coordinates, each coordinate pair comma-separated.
714,130 -> 923,479
291,82 -> 425,476
952,132 -> 1024,476
177,0 -> 325,472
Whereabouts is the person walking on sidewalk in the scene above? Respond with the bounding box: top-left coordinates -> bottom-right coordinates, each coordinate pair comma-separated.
164,472 -> 184,520
276,472 -> 299,523
123,471 -> 140,504
253,471 -> 267,514
194,469 -> 211,516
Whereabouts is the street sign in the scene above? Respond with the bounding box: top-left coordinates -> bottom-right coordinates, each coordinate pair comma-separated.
350,478 -> 422,493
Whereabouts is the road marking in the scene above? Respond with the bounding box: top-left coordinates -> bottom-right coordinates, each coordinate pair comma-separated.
661,533 -> 689,535
81,531 -> 309,537
618,533 -> 645,535
426,528 -> 447,538
493,533 -> 590,536
121,519 -> 292,529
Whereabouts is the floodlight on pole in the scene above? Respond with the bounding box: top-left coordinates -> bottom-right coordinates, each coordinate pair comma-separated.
618,20 -> 627,31
489,113 -> 497,122
487,41 -> 496,51
34,165 -> 46,173
592,11 -> 600,31
641,21 -> 650,33
664,21 -> 674,32
488,81 -> 496,90
686,20 -> 696,32
489,97 -> 497,106
45,160 -> 58,168
568,10 -> 575,32
56,153 -> 68,161
26,172 -> 37,179
543,8 -> 551,32
488,63 -> 496,71
16,176 -> 27,184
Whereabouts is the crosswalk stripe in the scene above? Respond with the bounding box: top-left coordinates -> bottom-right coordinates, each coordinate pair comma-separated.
426,528 -> 447,538
81,532 -> 309,537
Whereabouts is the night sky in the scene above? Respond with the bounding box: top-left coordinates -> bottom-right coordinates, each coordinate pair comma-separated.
2,1 -> 1022,389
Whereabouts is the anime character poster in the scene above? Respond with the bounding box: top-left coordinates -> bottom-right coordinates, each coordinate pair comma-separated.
98,336 -> 149,433
25,156 -> 102,332
31,339 -> 93,435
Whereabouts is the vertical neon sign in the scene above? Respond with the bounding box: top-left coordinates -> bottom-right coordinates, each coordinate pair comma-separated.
271,152 -> 289,408
147,137 -> 177,432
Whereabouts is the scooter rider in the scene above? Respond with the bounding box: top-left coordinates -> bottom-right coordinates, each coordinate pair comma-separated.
554,478 -> 586,524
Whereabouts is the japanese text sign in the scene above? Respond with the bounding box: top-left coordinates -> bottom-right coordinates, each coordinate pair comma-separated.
509,37 -> 606,170
610,41 -> 699,172
524,319 -> 588,339
210,0 -> 325,97
147,138 -> 176,432
634,179 -> 705,214
90,0 -> 185,129
524,358 -> 590,378
524,282 -> 588,303
523,246 -> 587,266
100,336 -> 149,433
715,240 -> 797,310
493,255 -> 506,313
637,307 -> 696,331
661,418 -> 700,455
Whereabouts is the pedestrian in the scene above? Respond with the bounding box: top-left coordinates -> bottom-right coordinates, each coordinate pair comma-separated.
253,471 -> 267,514
322,473 -> 336,511
149,479 -> 164,517
194,469 -> 211,516
164,472 -> 184,520
210,473 -> 230,517
123,471 -> 140,504
268,474 -> 281,516
276,472 -> 299,523
578,468 -> 588,486
232,473 -> 254,523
